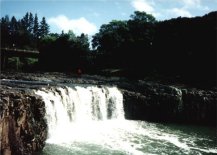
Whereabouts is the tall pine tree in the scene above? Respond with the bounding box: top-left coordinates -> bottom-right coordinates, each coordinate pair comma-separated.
28,12 -> 34,34
33,14 -> 40,39
21,12 -> 29,31
10,16 -> 18,47
1,15 -> 10,47
40,17 -> 49,38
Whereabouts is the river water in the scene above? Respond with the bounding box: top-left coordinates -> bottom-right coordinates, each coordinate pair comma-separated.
35,86 -> 217,155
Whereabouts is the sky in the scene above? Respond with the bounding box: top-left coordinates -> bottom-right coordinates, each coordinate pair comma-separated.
1,0 -> 217,36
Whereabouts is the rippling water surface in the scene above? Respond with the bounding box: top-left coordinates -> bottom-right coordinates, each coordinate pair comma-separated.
37,120 -> 216,155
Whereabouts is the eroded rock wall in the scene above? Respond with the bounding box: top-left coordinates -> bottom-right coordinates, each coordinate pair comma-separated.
0,87 -> 47,155
122,82 -> 217,125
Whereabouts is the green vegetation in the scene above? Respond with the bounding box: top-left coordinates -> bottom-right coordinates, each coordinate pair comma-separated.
1,12 -> 49,49
1,11 -> 216,87
7,57 -> 38,71
39,31 -> 90,71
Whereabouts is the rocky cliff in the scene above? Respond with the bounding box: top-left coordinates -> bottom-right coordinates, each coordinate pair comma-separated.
121,80 -> 217,125
0,86 -> 47,155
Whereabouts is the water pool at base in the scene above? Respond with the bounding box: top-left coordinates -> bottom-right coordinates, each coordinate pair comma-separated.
34,86 -> 216,155
37,120 -> 216,155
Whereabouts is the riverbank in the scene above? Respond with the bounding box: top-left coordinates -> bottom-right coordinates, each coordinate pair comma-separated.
0,72 -> 216,155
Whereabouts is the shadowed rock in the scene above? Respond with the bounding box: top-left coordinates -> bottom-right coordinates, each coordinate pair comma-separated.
0,87 -> 47,155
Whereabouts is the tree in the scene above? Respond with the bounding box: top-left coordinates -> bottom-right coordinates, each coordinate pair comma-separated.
128,11 -> 156,45
127,11 -> 157,72
28,12 -> 34,34
152,11 -> 217,86
92,20 -> 130,68
1,15 -> 10,47
9,16 -> 18,47
10,16 -> 18,33
39,31 -> 91,71
33,14 -> 40,39
92,20 -> 128,52
67,30 -> 76,41
21,12 -> 29,31
130,11 -> 156,23
76,33 -> 89,51
40,17 -> 49,38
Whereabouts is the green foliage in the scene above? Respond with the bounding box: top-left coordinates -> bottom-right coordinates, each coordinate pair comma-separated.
1,10 -> 216,86
91,11 -> 216,86
7,57 -> 38,71
0,12 -> 50,49
92,11 -> 156,52
40,33 -> 59,46
40,17 -> 49,38
92,20 -> 129,51
1,15 -> 10,47
92,11 -> 156,68
28,13 -> 34,34
26,58 -> 38,65
130,11 -> 156,23
67,30 -> 76,41
8,57 -> 21,70
39,30 -> 90,71
33,14 -> 40,39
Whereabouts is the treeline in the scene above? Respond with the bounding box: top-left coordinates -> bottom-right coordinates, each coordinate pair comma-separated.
92,11 -> 156,73
1,12 -> 49,49
39,31 -> 90,71
1,11 -> 216,87
0,12 -> 91,72
92,11 -> 217,87
153,12 -> 216,86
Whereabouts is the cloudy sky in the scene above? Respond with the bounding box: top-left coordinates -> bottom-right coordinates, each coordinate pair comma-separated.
1,0 -> 217,36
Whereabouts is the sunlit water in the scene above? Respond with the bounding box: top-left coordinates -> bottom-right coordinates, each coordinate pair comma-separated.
35,86 -> 217,155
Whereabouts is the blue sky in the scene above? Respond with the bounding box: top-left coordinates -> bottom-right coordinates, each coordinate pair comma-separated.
1,0 -> 217,36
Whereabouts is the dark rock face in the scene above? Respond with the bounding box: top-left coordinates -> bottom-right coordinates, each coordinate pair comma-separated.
122,81 -> 217,126
181,89 -> 217,125
0,87 -> 47,155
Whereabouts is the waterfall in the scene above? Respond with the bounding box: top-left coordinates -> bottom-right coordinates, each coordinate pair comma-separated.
34,85 -> 217,155
35,85 -> 124,141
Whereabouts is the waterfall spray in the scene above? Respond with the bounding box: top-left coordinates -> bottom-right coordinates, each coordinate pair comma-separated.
35,85 -> 124,141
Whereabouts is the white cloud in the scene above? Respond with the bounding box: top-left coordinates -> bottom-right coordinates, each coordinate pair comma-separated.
48,15 -> 97,35
131,0 -> 154,14
162,0 -> 210,19
131,0 -> 161,17
181,0 -> 201,8
130,0 -> 210,20
167,8 -> 192,17
181,0 -> 209,10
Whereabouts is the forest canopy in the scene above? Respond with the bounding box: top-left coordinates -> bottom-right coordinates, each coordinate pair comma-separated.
1,11 -> 216,87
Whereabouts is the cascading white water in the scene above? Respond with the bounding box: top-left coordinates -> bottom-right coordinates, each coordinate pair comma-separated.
35,86 -> 124,141
35,85 -> 217,155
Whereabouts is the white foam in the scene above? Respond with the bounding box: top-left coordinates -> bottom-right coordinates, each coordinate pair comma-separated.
35,86 -> 217,155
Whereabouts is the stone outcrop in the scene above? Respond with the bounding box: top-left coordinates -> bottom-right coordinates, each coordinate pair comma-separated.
122,81 -> 217,125
0,87 -> 47,155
